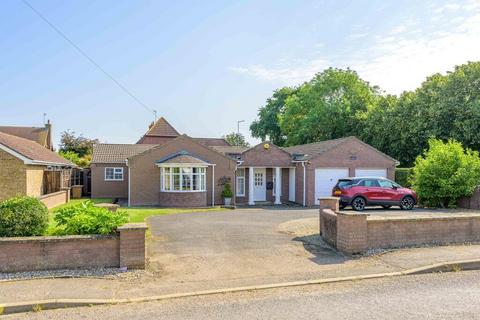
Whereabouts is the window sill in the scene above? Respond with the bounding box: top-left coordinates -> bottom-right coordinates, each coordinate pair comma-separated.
160,190 -> 207,193
105,179 -> 124,181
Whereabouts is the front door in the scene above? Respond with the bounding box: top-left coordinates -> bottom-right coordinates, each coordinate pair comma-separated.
253,168 -> 266,201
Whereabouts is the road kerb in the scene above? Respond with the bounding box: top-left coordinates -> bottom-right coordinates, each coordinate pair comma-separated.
1,258 -> 479,315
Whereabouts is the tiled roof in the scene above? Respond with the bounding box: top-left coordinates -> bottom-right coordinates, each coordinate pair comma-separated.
92,144 -> 156,164
284,136 -> 399,164
210,145 -> 248,155
144,117 -> 180,137
0,126 -> 49,146
193,138 -> 230,146
156,151 -> 211,165
0,132 -> 72,166
283,137 -> 349,160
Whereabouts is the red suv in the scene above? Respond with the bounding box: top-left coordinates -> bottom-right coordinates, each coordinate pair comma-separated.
332,177 -> 417,211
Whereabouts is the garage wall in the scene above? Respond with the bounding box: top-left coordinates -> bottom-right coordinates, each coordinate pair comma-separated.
307,139 -> 397,206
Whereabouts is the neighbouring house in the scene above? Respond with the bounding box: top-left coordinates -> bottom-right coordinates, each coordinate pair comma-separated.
0,120 -> 54,150
91,117 -> 398,207
0,132 -> 75,208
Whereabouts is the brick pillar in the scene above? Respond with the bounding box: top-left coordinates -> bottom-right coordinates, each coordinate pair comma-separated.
318,197 -> 339,211
61,187 -> 71,203
336,212 -> 368,254
118,223 -> 148,269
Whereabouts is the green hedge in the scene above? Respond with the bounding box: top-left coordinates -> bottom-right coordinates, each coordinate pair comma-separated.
0,196 -> 48,237
395,168 -> 413,187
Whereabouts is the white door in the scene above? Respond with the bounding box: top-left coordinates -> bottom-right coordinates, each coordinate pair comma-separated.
289,168 -> 296,202
355,168 -> 387,178
314,168 -> 349,205
253,168 -> 266,201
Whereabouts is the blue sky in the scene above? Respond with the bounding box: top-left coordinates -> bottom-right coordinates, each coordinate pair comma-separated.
1,0 -> 480,147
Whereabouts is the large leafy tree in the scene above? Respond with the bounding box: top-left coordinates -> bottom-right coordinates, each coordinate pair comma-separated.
280,68 -> 380,146
250,87 -> 295,146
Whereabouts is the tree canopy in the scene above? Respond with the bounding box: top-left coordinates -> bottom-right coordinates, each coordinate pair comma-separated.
59,130 -> 99,167
223,132 -> 250,147
250,62 -> 480,166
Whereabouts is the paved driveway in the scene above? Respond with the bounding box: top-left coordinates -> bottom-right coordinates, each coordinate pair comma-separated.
147,208 -> 353,289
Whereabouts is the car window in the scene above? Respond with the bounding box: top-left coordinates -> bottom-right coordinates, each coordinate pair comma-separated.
337,180 -> 353,188
378,180 -> 394,188
359,179 -> 380,187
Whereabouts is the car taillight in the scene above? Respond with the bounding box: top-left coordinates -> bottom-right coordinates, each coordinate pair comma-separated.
333,188 -> 342,196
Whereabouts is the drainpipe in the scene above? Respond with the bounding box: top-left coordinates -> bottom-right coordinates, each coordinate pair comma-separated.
302,161 -> 306,207
126,159 -> 131,207
212,165 -> 215,207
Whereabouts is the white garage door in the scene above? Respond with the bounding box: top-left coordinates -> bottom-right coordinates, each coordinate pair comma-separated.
355,168 -> 387,178
314,168 -> 349,205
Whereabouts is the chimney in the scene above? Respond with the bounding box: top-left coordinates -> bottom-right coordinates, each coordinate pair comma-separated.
45,119 -> 53,151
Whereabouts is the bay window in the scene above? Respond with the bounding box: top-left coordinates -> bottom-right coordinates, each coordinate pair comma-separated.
161,166 -> 206,192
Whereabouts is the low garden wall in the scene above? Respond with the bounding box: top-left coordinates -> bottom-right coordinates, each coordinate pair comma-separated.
319,197 -> 480,254
0,223 -> 147,272
38,188 -> 70,209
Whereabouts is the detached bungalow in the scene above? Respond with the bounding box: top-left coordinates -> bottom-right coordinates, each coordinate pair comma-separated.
0,132 -> 74,208
91,117 -> 398,207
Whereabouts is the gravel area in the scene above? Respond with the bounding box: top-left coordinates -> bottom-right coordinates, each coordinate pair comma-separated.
0,267 -> 146,282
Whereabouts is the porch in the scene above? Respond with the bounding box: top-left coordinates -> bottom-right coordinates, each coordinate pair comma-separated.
235,167 -> 296,206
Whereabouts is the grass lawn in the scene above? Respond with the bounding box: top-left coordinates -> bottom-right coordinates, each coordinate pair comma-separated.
49,198 -> 225,226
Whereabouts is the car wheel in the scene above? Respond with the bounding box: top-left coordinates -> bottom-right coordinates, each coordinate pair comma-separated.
351,197 -> 366,211
381,205 -> 392,209
400,196 -> 415,210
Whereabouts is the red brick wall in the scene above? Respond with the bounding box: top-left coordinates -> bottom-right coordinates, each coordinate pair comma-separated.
241,143 -> 292,167
320,200 -> 480,254
129,136 -> 236,206
91,163 -> 129,199
0,235 -> 119,272
0,223 -> 147,272
367,216 -> 480,249
38,189 -> 70,209
158,191 -> 207,207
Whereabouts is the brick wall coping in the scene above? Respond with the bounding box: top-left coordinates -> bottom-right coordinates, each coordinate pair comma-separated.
318,197 -> 340,201
38,189 -> 68,200
368,212 -> 480,221
0,234 -> 116,243
337,211 -> 369,216
117,222 -> 148,230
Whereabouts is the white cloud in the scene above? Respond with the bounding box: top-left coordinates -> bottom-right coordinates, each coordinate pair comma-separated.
228,59 -> 330,85
229,4 -> 480,94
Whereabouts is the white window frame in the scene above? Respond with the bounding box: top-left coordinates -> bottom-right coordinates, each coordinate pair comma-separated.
236,168 -> 245,197
105,167 -> 124,181
160,166 -> 206,192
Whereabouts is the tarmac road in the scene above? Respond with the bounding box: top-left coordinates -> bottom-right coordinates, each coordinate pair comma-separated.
8,270 -> 480,320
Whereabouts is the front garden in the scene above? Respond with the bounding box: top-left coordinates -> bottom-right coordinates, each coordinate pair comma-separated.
0,196 -> 224,238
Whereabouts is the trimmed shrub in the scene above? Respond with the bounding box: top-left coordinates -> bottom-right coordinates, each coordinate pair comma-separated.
411,139 -> 480,207
222,183 -> 233,198
0,196 -> 48,237
395,168 -> 413,187
53,200 -> 128,235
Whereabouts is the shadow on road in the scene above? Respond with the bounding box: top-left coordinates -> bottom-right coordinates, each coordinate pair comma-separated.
292,234 -> 348,265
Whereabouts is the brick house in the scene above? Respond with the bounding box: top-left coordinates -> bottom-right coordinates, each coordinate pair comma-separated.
0,132 -> 74,206
92,117 -> 398,207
